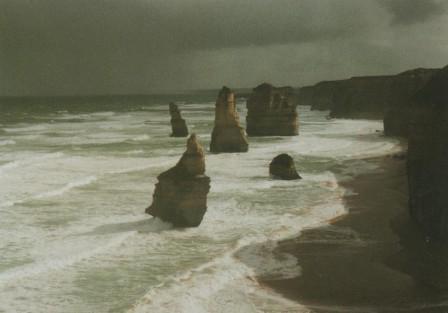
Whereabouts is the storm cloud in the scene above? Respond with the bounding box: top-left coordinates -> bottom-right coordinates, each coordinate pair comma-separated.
379,0 -> 447,25
0,0 -> 447,95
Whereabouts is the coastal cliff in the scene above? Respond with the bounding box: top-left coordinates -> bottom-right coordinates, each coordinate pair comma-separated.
297,68 -> 437,120
210,87 -> 249,153
299,65 -> 448,242
246,83 -> 298,136
297,80 -> 346,111
383,68 -> 439,137
407,65 -> 448,240
146,134 -> 211,227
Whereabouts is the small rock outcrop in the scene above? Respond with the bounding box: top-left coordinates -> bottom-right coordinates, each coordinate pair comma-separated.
246,83 -> 298,136
146,134 -> 210,227
169,102 -> 189,137
210,87 -> 249,153
269,154 -> 301,180
407,65 -> 448,240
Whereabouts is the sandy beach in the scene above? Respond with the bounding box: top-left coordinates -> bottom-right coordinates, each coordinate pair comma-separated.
258,155 -> 448,313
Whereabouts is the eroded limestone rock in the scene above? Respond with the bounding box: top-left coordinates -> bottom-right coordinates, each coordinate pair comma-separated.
246,83 -> 298,136
146,134 -> 210,227
210,87 -> 249,153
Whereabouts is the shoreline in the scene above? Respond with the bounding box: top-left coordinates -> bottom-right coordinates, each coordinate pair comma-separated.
257,155 -> 448,312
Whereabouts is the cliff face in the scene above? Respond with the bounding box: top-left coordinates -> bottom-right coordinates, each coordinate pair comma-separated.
383,68 -> 439,137
329,75 -> 396,119
407,65 -> 448,240
297,80 -> 346,111
246,83 -> 298,136
146,134 -> 211,227
169,102 -> 189,137
210,87 -> 249,153
297,68 -> 437,120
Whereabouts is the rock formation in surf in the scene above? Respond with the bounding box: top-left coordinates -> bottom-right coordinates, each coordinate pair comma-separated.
146,134 -> 211,227
269,154 -> 301,180
210,87 -> 249,153
246,83 -> 298,136
406,65 -> 448,240
297,68 -> 438,123
169,102 -> 189,137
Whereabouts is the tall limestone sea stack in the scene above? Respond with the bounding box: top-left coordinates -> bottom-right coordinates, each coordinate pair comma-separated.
246,83 -> 298,136
146,134 -> 211,227
169,102 -> 189,137
407,65 -> 448,240
210,87 -> 249,153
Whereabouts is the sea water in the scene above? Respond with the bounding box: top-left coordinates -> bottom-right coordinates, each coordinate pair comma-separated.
0,96 -> 401,313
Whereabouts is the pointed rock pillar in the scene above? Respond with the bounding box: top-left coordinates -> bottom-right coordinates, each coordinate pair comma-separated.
146,134 -> 211,227
169,102 -> 189,137
210,87 -> 249,153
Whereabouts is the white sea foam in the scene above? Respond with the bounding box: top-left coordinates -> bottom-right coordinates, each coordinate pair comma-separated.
0,104 -> 404,313
0,174 -> 95,209
128,196 -> 347,313
123,138 -> 350,312
0,231 -> 135,284
0,152 -> 63,176
89,111 -> 116,117
0,139 -> 16,146
235,240 -> 302,280
106,159 -> 175,175
131,134 -> 151,141
125,149 -> 145,155
0,153 -> 161,209
35,175 -> 97,199
0,160 -> 20,174
3,124 -> 49,133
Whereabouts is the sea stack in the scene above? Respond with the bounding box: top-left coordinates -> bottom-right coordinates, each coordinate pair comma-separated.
269,154 -> 301,180
407,65 -> 448,240
146,134 -> 211,227
246,83 -> 298,136
210,87 -> 249,153
169,102 -> 189,137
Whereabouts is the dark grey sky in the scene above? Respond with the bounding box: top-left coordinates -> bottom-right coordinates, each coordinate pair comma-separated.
1,0 -> 447,96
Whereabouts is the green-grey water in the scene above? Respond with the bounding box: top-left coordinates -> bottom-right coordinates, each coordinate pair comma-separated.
0,96 -> 400,312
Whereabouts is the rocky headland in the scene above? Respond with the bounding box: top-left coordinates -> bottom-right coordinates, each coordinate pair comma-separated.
297,68 -> 437,121
406,65 -> 448,240
169,102 -> 189,137
146,134 -> 211,227
246,83 -> 298,136
297,80 -> 346,111
383,68 -> 440,137
300,64 -> 448,242
210,87 -> 249,153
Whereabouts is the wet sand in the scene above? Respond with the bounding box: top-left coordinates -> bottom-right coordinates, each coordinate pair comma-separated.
260,156 -> 448,313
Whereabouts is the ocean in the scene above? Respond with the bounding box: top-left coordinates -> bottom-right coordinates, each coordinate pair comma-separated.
0,95 -> 401,313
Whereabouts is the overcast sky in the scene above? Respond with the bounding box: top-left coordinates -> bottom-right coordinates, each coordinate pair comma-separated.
1,0 -> 447,96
